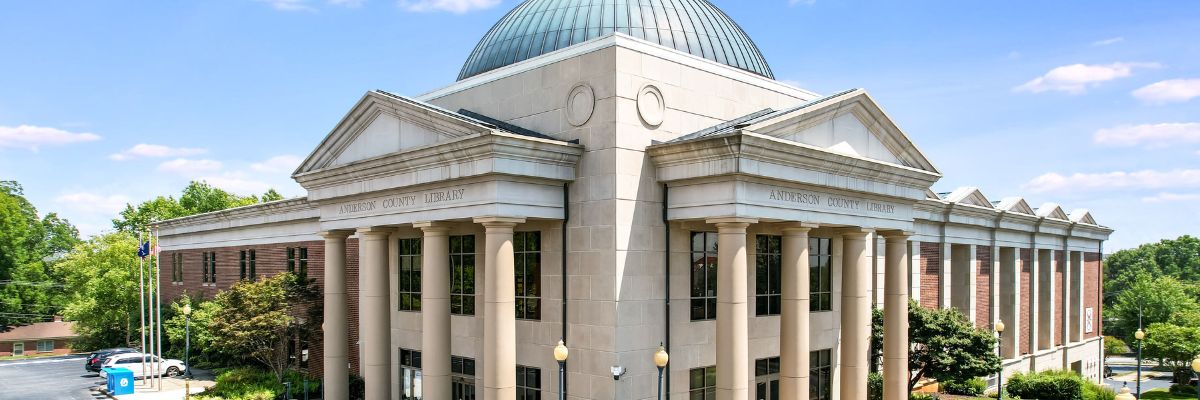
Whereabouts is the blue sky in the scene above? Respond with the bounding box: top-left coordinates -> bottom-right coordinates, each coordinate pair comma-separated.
1,0 -> 1197,250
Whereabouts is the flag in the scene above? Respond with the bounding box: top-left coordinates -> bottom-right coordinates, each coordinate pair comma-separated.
137,241 -> 150,259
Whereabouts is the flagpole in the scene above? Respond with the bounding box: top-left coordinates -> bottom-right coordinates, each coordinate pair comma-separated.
138,231 -> 147,387
154,226 -> 164,389
146,229 -> 155,389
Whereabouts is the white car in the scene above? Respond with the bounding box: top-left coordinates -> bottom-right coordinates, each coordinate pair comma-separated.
98,353 -> 187,379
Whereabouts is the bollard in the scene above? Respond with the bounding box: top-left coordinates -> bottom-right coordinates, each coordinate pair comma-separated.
303,379 -> 309,400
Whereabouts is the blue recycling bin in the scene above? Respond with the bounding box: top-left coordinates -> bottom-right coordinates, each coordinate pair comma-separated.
103,367 -> 135,395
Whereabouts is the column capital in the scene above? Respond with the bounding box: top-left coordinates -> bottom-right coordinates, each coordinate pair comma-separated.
837,227 -> 874,239
320,230 -> 354,239
414,221 -> 452,234
706,217 -> 758,227
474,216 -> 526,228
781,222 -> 819,236
880,230 -> 914,242
355,226 -> 394,238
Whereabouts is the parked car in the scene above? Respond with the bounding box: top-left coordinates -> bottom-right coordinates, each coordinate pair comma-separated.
98,353 -> 187,379
1104,365 -> 1114,378
85,347 -> 138,372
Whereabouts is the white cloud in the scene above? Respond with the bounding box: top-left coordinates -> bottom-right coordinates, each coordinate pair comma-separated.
109,143 -> 207,161
54,192 -> 131,215
328,0 -> 365,6
0,125 -> 101,151
1024,169 -> 1200,193
256,0 -> 316,11
1132,79 -> 1200,104
158,158 -> 223,175
1014,62 -> 1159,94
1142,192 -> 1200,203
1093,122 -> 1200,147
789,0 -> 816,5
397,0 -> 500,13
250,155 -> 304,173
1092,37 -> 1124,46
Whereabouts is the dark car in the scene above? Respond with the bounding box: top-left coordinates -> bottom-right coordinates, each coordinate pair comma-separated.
85,347 -> 138,372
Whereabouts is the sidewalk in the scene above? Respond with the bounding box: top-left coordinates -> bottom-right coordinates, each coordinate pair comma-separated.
100,369 -> 216,400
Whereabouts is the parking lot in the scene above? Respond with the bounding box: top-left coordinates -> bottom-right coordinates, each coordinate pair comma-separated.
0,355 -> 106,400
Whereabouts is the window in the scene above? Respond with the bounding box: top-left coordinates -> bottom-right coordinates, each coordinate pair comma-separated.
516,365 -> 541,400
400,348 -> 422,400
755,235 -> 782,316
11,342 -> 22,356
37,340 -> 53,352
202,252 -> 217,284
689,366 -> 716,400
514,232 -> 541,320
398,238 -> 422,312
451,356 -> 476,400
810,238 -> 833,312
691,232 -> 718,321
240,250 -> 256,281
287,247 -> 309,279
172,253 -> 184,284
755,357 -> 780,400
450,235 -> 476,316
811,349 -> 832,400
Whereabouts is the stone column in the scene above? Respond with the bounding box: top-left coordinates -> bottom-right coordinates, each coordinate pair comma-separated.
477,217 -> 525,400
416,222 -> 451,399
321,231 -> 352,400
358,227 -> 392,400
780,225 -> 814,400
841,230 -> 871,400
883,233 -> 910,400
709,218 -> 756,400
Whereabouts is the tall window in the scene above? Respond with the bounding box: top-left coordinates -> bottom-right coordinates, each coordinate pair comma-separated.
689,366 -> 716,400
691,232 -> 718,321
172,253 -> 184,284
398,238 -> 422,312
755,235 -> 782,316
755,357 -> 780,400
811,349 -> 833,400
399,348 -> 422,400
514,232 -> 541,320
287,247 -> 309,279
451,356 -> 476,400
240,250 -> 256,281
516,365 -> 541,400
810,238 -> 833,312
450,235 -> 476,316
202,252 -> 217,284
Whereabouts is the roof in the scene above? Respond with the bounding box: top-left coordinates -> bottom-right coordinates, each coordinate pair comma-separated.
372,90 -> 568,143
0,320 -> 76,341
668,88 -> 860,143
458,0 -> 774,80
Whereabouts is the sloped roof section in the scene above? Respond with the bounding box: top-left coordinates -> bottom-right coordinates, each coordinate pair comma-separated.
1069,209 -> 1098,225
944,187 -> 993,208
995,197 -> 1035,215
0,319 -> 76,340
1035,203 -> 1070,220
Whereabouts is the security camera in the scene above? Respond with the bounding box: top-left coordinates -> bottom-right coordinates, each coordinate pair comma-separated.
611,365 -> 627,380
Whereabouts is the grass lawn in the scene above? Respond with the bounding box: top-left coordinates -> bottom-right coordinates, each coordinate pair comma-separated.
0,353 -> 71,361
1142,388 -> 1196,400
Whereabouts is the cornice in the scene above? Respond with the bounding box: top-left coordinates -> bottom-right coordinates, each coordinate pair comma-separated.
156,198 -> 318,231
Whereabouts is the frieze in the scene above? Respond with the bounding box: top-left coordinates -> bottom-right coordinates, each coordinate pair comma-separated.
767,188 -> 897,215
335,187 -> 467,216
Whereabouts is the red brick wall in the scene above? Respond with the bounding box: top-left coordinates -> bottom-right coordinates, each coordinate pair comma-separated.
1084,252 -> 1102,339
159,238 -> 361,379
976,246 -> 992,329
920,242 -> 942,309
1054,250 -> 1065,347
1020,249 -> 1032,355
0,339 -> 73,356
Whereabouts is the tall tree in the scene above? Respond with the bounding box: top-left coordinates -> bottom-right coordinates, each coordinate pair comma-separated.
1104,236 -> 1200,305
208,273 -> 317,382
113,181 -> 278,234
0,181 -> 80,327
905,301 -> 1001,392
1109,275 -> 1200,340
53,232 -> 143,349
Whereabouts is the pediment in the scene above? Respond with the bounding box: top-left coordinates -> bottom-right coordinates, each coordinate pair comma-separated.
944,187 -> 993,208
1035,203 -> 1069,220
295,91 -> 493,175
1069,209 -> 1098,225
745,89 -> 940,174
995,197 -> 1035,214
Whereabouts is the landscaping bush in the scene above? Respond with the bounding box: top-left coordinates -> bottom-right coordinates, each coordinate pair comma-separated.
1082,381 -> 1116,400
910,393 -> 935,400
1170,384 -> 1197,396
869,372 -> 883,400
1006,370 -> 1084,400
943,377 -> 988,396
194,367 -> 319,400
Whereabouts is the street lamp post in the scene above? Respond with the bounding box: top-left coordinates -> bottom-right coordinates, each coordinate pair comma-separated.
996,321 -> 1006,400
1135,325 -> 1145,397
554,339 -> 568,400
182,303 -> 192,400
1191,358 -> 1199,400
653,344 -> 669,400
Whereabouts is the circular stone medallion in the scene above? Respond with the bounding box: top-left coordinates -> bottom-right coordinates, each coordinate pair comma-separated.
637,85 -> 665,127
566,84 -> 595,127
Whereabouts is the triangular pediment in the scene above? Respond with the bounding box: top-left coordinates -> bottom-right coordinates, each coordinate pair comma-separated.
295,91 -> 494,175
1069,209 -> 1098,225
945,187 -> 993,208
996,197 -> 1035,215
1035,203 -> 1069,220
745,89 -> 940,174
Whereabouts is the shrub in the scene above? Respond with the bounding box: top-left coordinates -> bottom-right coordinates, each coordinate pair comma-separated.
869,372 -> 883,400
1006,370 -> 1084,400
1170,384 -> 1197,396
194,367 -> 319,400
910,393 -> 935,400
1083,381 -> 1116,400
943,377 -> 987,396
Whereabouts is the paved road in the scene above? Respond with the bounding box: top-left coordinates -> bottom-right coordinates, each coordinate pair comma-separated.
0,355 -> 107,400
1105,364 -> 1175,395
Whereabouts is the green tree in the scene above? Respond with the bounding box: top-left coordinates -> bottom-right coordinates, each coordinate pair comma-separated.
261,189 -> 284,202
209,273 -> 317,382
906,301 -> 1001,392
1110,275 -> 1200,340
113,181 -> 281,234
1103,336 -> 1129,362
0,181 -> 80,327
1142,323 -> 1200,369
1104,236 -> 1200,306
53,232 -> 144,349
163,294 -> 222,363
113,196 -> 187,235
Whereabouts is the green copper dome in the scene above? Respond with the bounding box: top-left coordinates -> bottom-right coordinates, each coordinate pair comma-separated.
458,0 -> 774,80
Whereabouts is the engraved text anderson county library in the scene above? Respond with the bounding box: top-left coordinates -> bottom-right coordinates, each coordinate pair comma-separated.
336,188 -> 467,215
768,189 -> 897,214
